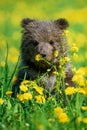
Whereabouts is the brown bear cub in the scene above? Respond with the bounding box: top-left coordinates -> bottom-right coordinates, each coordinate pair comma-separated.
12,18 -> 74,96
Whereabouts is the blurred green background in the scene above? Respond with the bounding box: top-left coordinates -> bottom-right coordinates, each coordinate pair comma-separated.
0,0 -> 87,68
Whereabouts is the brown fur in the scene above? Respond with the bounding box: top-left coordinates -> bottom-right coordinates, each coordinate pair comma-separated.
12,18 -> 74,96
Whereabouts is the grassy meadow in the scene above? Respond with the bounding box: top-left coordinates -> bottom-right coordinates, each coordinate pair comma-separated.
0,0 -> 87,130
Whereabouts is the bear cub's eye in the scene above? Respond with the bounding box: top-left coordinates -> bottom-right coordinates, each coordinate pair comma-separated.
49,40 -> 54,45
30,40 -> 39,46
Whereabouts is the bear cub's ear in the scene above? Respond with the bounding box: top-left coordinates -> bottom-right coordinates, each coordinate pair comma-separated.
21,18 -> 34,28
55,18 -> 69,29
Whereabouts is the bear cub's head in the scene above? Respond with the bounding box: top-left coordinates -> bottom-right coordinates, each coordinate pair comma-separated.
21,18 -> 69,69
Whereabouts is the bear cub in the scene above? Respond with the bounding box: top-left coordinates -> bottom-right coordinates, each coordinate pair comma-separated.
12,18 -> 74,96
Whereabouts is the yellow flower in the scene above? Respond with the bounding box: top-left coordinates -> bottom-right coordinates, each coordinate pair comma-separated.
72,68 -> 86,87
23,92 -> 32,100
53,50 -> 59,57
58,112 -> 69,123
17,94 -> 24,101
72,74 -> 85,87
17,92 -> 32,101
77,117 -> 83,123
6,91 -> 13,95
64,57 -> 70,62
82,106 -> 87,111
53,71 -> 59,75
59,58 -> 66,66
0,61 -> 5,67
34,86 -> 44,95
72,53 -> 78,61
12,76 -> 17,84
0,98 -> 4,104
76,88 -> 86,95
20,85 -> 28,92
54,107 -> 64,116
35,54 -> 42,61
71,44 -> 78,52
35,95 -> 45,104
77,117 -> 87,124
21,80 -> 30,85
64,30 -> 70,36
82,118 -> 87,124
65,87 -> 76,95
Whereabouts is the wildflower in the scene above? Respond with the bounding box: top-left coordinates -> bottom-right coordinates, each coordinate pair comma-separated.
35,95 -> 45,104
72,68 -> 85,87
17,92 -> 32,101
58,112 -> 69,123
35,54 -> 42,61
72,67 -> 76,73
76,88 -> 86,95
12,76 -> 17,84
21,80 -> 30,85
72,46 -> 78,52
54,107 -> 64,116
59,58 -> 64,66
72,53 -> 78,61
17,94 -> 24,101
84,88 -> 87,95
23,92 -> 32,100
77,117 -> 83,123
0,61 -> 5,67
6,91 -> 13,95
77,117 -> 87,124
65,87 -> 76,95
82,106 -> 87,111
53,71 -> 59,75
0,98 -> 4,104
64,30 -> 70,35
72,74 -> 85,87
64,56 -> 70,62
34,86 -> 44,95
53,50 -> 59,57
20,85 -> 28,92
82,118 -> 87,123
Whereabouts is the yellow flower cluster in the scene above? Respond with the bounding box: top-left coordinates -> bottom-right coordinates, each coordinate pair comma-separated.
59,56 -> 70,67
17,80 -> 45,104
72,68 -> 86,87
65,87 -> 87,96
54,107 -> 69,123
35,95 -> 45,104
20,84 -> 28,92
77,117 -> 87,124
34,86 -> 44,95
17,92 -> 32,102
